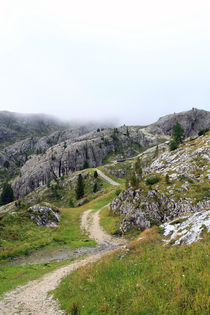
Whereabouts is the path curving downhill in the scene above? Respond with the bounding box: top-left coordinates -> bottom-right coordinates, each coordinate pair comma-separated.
95,169 -> 120,186
0,206 -> 124,314
81,207 -> 124,246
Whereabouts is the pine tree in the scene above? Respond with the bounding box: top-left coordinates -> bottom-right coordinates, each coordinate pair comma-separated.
93,182 -> 98,193
0,183 -> 14,205
172,122 -> 184,144
3,160 -> 10,169
135,157 -> 142,177
130,171 -> 140,189
165,173 -> 170,184
169,139 -> 178,151
69,198 -> 75,207
126,127 -> 130,137
76,174 -> 84,200
83,160 -> 89,169
154,145 -> 159,158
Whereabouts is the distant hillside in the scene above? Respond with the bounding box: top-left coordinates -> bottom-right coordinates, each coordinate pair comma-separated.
0,111 -> 114,190
1,108 -> 210,198
0,111 -> 66,148
12,126 -> 160,199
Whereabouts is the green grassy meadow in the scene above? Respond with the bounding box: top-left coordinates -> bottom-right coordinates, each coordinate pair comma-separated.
0,185 -> 119,296
53,228 -> 210,314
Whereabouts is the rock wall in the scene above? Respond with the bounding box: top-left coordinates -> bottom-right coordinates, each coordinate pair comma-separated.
12,128 -> 159,198
110,189 -> 210,234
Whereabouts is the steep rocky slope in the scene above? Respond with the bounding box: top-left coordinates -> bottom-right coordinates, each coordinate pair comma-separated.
0,126 -> 96,168
146,108 -> 210,137
0,111 -> 114,190
12,126 -> 160,198
110,133 -> 210,233
2,108 -> 210,199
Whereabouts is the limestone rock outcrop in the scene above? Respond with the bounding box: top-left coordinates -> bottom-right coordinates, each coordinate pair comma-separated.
147,108 -> 210,137
110,189 -> 210,234
12,127 -> 159,198
27,203 -> 61,227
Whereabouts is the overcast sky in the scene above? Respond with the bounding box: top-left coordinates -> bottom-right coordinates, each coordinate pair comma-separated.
0,0 -> 210,125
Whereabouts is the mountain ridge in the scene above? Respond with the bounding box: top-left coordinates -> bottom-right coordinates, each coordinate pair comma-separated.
0,108 -> 209,199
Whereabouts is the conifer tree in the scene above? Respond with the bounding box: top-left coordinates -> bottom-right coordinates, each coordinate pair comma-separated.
130,171 -> 140,189
172,121 -> 184,144
0,182 -> 14,205
93,182 -> 98,193
94,170 -> 98,178
126,127 -> 130,137
76,174 -> 84,200
135,157 -> 142,177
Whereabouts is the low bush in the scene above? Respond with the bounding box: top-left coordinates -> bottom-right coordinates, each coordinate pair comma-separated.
146,176 -> 161,185
198,128 -> 209,136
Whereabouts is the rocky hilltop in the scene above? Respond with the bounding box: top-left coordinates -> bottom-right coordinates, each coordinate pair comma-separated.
147,108 -> 210,137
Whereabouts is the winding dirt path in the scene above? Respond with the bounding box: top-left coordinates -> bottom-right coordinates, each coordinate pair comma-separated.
95,169 -> 120,186
81,207 -> 124,245
0,207 -> 124,314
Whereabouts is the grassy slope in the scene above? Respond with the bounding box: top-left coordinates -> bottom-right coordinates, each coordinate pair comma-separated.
100,206 -> 140,240
0,188 -> 119,263
0,169 -> 117,263
0,206 -> 95,263
54,228 -> 210,314
98,166 -> 126,185
99,206 -> 121,235
0,187 -> 119,296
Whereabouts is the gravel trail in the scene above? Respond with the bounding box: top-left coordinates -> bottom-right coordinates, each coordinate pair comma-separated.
95,169 -> 120,186
0,207 -> 124,314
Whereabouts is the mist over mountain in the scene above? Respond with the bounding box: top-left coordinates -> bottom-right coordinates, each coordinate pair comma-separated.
0,107 -> 209,198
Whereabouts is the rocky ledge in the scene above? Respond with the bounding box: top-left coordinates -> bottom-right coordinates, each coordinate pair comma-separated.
161,209 -> 210,245
110,189 -> 210,234
27,203 -> 61,227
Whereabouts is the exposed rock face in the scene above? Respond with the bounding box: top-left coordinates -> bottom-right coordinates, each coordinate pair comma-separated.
110,189 -> 210,234
144,134 -> 210,180
5,108 -> 210,198
147,108 -> 210,137
27,203 -> 61,227
0,127 -> 95,168
12,127 -> 160,198
110,133 -> 210,234
161,210 -> 210,245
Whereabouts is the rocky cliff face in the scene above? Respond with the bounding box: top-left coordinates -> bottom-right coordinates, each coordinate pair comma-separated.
146,108 -> 210,137
0,111 -> 114,190
0,126 -> 96,168
110,133 -> 210,233
3,108 -> 210,199
111,189 -> 210,234
12,127 -> 160,198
